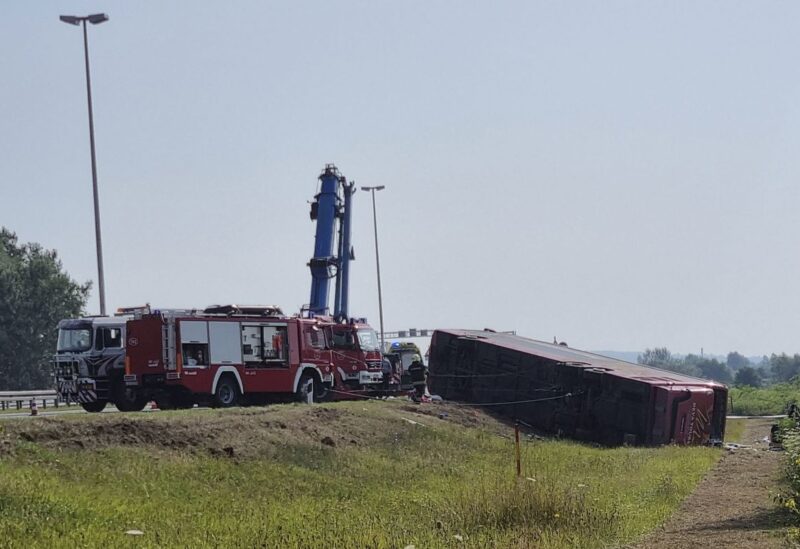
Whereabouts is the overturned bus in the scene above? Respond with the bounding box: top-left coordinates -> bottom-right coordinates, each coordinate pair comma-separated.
428,329 -> 727,446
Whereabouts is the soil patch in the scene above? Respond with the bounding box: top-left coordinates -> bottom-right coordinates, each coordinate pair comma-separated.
0,401 -> 501,460
631,418 -> 793,548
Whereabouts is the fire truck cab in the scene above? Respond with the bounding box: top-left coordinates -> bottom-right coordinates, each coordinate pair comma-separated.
52,313 -> 144,412
125,306 -> 383,408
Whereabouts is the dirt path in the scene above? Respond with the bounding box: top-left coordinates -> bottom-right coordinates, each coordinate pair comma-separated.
632,418 -> 792,548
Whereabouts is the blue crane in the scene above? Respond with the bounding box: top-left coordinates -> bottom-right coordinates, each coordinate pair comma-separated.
307,164 -> 355,320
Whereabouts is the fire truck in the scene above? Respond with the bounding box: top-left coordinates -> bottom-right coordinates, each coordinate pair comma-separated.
123,305 -> 382,408
121,164 -> 384,409
54,164 -> 385,411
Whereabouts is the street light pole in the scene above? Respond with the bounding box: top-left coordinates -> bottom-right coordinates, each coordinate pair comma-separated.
60,13 -> 109,316
360,185 -> 386,350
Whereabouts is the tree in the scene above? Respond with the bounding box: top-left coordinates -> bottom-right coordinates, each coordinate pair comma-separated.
726,351 -> 750,371
0,228 -> 89,389
638,347 -> 674,368
694,358 -> 732,383
735,366 -> 761,387
770,353 -> 800,383
639,347 -> 700,376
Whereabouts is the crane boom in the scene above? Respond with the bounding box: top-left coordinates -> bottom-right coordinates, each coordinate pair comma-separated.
307,164 -> 355,320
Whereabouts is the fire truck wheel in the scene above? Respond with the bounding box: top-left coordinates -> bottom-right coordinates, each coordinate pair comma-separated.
214,376 -> 239,408
153,396 -> 175,410
81,400 -> 107,413
296,373 -> 323,403
314,379 -> 329,401
113,384 -> 148,412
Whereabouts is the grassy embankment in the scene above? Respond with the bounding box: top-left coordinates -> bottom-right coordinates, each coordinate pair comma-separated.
0,401 -> 720,548
729,380 -> 800,416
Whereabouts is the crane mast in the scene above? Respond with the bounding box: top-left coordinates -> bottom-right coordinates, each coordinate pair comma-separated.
307,164 -> 355,320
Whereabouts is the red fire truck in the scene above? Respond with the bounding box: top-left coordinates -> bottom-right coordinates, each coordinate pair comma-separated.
123,305 -> 383,409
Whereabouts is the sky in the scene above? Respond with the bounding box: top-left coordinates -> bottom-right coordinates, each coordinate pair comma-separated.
2,1 -> 800,357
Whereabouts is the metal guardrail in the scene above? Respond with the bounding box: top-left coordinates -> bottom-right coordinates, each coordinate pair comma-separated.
384,329 -> 517,339
0,390 -> 72,411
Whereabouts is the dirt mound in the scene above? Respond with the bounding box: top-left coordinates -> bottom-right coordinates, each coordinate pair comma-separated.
0,401 -> 507,459
398,402 -> 510,431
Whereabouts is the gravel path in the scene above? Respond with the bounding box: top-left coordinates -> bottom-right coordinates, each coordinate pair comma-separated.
632,418 -> 792,548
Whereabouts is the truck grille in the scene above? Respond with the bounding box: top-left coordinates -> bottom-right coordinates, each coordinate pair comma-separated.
54,360 -> 79,378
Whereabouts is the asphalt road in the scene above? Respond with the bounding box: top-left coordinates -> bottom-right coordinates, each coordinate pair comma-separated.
0,403 -> 158,420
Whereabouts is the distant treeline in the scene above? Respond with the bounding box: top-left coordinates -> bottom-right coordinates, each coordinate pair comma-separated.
638,347 -> 800,387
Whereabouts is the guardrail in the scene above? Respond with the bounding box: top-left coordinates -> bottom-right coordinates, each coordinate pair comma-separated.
0,390 -> 72,411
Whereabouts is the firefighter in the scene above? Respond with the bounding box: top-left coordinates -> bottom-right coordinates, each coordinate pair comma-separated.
407,355 -> 427,401
381,356 -> 393,390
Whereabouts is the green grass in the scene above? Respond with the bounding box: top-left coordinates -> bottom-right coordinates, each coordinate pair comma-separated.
724,418 -> 746,443
0,402 -> 721,548
729,381 -> 800,416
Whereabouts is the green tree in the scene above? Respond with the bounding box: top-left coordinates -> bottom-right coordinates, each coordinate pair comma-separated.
770,353 -> 800,383
0,228 -> 89,389
639,347 -> 700,376
726,351 -> 750,371
694,358 -> 732,383
734,366 -> 761,387
638,347 -> 674,368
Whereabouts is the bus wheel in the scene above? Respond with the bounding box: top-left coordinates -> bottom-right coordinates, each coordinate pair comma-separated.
214,376 -> 239,408
81,400 -> 107,413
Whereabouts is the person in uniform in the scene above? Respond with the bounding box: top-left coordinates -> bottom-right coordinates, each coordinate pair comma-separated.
407,355 -> 427,401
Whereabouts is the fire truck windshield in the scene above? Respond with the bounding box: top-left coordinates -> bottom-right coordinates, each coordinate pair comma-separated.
57,328 -> 93,352
357,329 -> 380,352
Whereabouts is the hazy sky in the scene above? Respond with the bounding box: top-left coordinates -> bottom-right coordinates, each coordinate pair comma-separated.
2,1 -> 799,356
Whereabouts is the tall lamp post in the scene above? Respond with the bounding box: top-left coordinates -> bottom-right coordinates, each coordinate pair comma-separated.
59,13 -> 109,315
360,185 -> 386,350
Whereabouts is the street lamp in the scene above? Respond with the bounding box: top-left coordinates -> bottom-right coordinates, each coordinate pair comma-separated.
360,185 -> 386,350
59,13 -> 109,316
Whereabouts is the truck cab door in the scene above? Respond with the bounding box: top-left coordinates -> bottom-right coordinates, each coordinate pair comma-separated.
328,326 -> 360,381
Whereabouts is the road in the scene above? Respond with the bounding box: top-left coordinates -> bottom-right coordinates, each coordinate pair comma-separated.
0,403 -> 159,420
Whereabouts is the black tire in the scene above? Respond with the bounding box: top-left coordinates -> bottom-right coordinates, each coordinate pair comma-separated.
297,373 -> 326,403
81,400 -> 107,413
173,393 -> 195,410
214,376 -> 239,408
314,377 -> 330,402
113,382 -> 148,412
153,396 -> 175,410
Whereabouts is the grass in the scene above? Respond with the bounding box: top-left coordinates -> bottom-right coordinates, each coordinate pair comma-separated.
0,401 -> 721,548
724,418 -> 746,443
729,381 -> 800,416
772,421 -> 800,543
